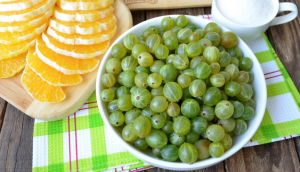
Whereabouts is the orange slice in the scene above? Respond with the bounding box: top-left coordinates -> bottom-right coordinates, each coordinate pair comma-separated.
47,24 -> 117,45
21,65 -> 66,103
0,0 -> 56,22
27,47 -> 83,86
0,0 -> 18,2
36,37 -> 99,75
57,0 -> 114,11
0,8 -> 53,32
42,33 -> 109,59
0,22 -> 47,44
0,38 -> 35,60
0,0 -> 44,12
0,52 -> 26,78
49,14 -> 116,35
53,6 -> 113,22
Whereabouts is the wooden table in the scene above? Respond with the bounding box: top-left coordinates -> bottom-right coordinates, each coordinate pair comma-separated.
1,1 -> 300,171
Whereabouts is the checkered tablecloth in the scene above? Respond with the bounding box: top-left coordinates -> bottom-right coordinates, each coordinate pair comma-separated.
32,16 -> 300,172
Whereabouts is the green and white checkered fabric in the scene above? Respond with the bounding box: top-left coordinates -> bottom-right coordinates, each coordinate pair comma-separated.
243,34 -> 300,146
33,93 -> 152,172
32,19 -> 300,172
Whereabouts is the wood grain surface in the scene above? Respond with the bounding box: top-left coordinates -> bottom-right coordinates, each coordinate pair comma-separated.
0,104 -> 34,172
122,0 -> 212,10
0,98 -> 6,131
0,0 -> 300,171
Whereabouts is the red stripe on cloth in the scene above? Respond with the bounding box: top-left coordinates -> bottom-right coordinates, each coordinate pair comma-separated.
74,113 -> 79,172
115,168 -> 117,172
121,166 -> 124,171
265,74 -> 283,80
264,70 -> 281,76
291,135 -> 293,138
207,14 -> 210,20
284,136 -> 287,139
84,101 -> 97,105
68,116 -> 72,172
78,106 -> 98,111
128,166 -> 154,172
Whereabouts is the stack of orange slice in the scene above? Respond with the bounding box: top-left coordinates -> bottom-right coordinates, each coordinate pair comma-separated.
21,0 -> 117,103
0,0 -> 56,79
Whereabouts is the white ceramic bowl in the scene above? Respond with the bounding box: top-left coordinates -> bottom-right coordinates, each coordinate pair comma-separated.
96,15 -> 267,170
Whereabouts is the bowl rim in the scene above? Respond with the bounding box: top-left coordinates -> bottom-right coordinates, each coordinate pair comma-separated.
96,15 -> 267,170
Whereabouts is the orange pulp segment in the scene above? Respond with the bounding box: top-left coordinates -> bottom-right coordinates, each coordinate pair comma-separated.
36,37 -> 99,75
49,13 -> 116,35
0,38 -> 35,60
0,21 -> 48,44
42,33 -> 109,59
0,0 -> 44,12
27,47 -> 83,86
0,52 -> 26,78
57,0 -> 114,11
21,65 -> 66,103
0,0 -> 56,22
0,8 -> 53,32
47,24 -> 117,45
53,5 -> 113,22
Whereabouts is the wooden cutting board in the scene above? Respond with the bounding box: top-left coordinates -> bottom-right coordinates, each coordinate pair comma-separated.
0,0 -> 133,121
121,0 -> 212,10
0,0 -> 212,121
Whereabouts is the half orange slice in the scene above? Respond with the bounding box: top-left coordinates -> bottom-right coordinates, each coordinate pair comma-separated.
36,37 -> 99,75
21,65 -> 66,103
0,52 -> 26,78
42,33 -> 110,59
27,47 -> 83,86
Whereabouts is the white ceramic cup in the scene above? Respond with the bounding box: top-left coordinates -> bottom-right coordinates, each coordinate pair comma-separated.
211,0 -> 298,40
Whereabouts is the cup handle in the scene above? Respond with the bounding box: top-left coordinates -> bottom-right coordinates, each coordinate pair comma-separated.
270,2 -> 298,26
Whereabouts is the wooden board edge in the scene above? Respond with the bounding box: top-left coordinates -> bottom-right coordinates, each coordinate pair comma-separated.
25,87 -> 94,121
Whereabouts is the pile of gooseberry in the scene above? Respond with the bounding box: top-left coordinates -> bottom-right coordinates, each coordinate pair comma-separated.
100,15 -> 255,164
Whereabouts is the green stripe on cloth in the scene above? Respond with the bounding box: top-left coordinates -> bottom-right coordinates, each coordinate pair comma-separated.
287,78 -> 300,106
48,134 -> 63,165
251,127 -> 263,141
263,35 -> 300,111
89,113 -> 105,128
107,152 -> 140,167
48,120 -> 63,135
129,161 -> 152,170
76,116 -> 90,130
261,124 -> 279,139
267,82 -> 289,98
34,122 -> 48,137
92,155 -> 108,171
91,127 -> 107,156
255,50 -> 274,63
48,163 -> 64,172
93,155 -> 108,171
258,139 -> 273,145
32,166 -> 48,172
274,119 -> 300,136
78,158 -> 94,171
259,109 -> 273,126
